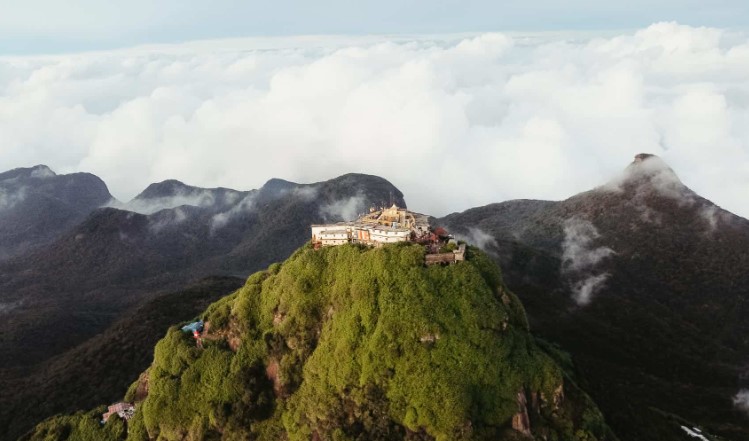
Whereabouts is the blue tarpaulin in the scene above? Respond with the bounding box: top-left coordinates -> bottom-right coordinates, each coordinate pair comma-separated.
181,320 -> 204,333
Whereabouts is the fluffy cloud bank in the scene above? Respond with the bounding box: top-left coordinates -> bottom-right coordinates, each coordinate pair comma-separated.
1,23 -> 748,217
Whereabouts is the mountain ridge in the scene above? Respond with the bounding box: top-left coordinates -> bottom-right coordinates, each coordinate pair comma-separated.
0,170 -> 408,439
0,164 -> 113,260
3,157 -> 748,440
0,172 -> 406,369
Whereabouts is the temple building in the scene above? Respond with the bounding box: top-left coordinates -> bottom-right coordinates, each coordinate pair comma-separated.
311,205 -> 431,248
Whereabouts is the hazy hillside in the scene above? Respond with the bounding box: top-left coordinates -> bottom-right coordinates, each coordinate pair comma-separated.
0,173 -> 404,369
0,171 -> 405,440
0,277 -> 244,441
439,154 -> 749,441
5,157 -> 749,441
0,165 -> 113,260
24,243 -> 617,441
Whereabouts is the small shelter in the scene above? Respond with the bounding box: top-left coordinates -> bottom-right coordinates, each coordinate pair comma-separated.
101,402 -> 135,423
181,321 -> 204,334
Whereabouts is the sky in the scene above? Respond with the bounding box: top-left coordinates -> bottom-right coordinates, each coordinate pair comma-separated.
1,0 -> 749,54
0,5 -> 748,218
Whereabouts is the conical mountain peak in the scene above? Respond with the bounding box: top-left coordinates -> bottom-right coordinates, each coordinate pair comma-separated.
602,153 -> 687,200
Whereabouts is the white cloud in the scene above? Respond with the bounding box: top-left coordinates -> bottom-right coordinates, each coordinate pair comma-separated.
571,274 -> 610,307
210,194 -> 256,231
604,155 -> 737,230
561,217 -> 615,306
292,186 -> 318,202
0,187 -> 27,211
148,206 -> 188,233
1,23 -> 748,218
454,227 -> 498,252
734,389 -> 749,414
0,299 -> 23,315
29,165 -> 56,178
320,194 -> 366,222
604,155 -> 690,199
562,218 -> 615,272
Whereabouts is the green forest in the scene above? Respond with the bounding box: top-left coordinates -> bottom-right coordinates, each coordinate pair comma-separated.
24,243 -> 614,441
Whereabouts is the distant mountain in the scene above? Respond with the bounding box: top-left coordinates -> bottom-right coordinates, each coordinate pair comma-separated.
6,157 -> 748,441
438,154 -> 749,441
0,173 -> 404,368
0,170 -> 405,439
0,165 -> 112,260
0,276 -> 244,441
23,244 -> 617,441
113,179 -> 245,215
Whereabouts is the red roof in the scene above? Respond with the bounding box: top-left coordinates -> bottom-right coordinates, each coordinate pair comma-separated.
433,227 -> 448,237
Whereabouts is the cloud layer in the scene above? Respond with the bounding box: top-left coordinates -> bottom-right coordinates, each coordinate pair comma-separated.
1,23 -> 748,218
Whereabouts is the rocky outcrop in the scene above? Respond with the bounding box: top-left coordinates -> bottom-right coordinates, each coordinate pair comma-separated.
512,384 -> 566,438
512,390 -> 532,437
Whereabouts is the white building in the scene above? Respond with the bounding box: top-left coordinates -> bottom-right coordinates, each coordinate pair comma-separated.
311,205 -> 429,248
369,226 -> 410,243
318,229 -> 350,246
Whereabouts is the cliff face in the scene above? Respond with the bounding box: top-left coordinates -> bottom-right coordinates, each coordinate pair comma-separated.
25,243 -> 616,441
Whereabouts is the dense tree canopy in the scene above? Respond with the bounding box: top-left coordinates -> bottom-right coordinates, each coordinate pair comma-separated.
24,243 -> 614,441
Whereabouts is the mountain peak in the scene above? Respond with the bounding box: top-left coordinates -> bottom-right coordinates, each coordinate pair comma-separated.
133,179 -> 194,200
629,153 -> 673,172
0,165 -> 112,260
122,180 -> 248,215
602,153 -> 687,199
627,152 -> 673,172
0,164 -> 57,182
633,152 -> 656,162
627,153 -> 678,176
29,165 -> 57,179
259,178 -> 297,197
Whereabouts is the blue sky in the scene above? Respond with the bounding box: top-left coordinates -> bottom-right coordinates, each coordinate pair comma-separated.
1,0 -> 748,54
